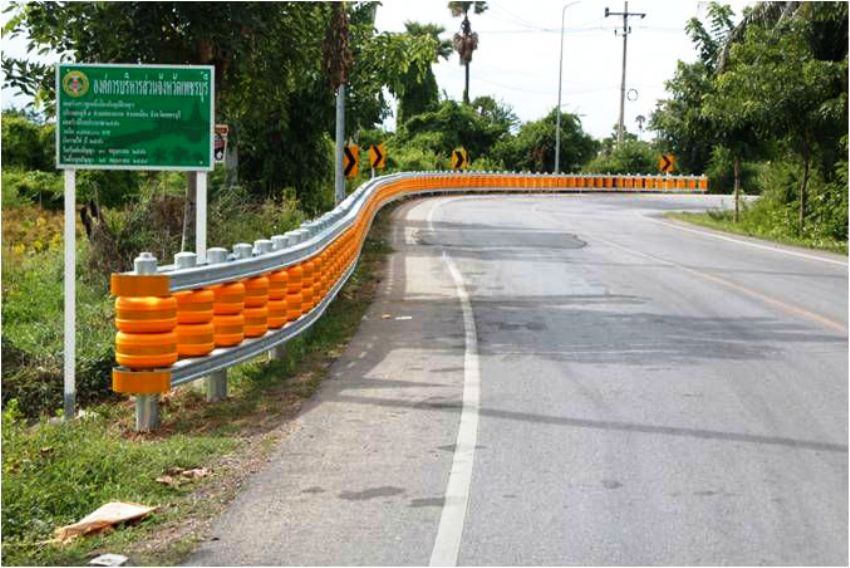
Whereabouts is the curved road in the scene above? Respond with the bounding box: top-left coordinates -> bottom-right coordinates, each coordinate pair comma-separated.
190,194 -> 847,566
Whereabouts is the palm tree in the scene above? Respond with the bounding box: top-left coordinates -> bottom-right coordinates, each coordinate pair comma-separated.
448,1 -> 488,104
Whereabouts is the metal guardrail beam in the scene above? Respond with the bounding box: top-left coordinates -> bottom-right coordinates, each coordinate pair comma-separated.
111,169 -> 708,430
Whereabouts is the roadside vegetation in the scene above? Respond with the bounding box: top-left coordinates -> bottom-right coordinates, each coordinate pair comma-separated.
2,204 -> 395,566
1,0 -> 846,562
652,2 -> 848,251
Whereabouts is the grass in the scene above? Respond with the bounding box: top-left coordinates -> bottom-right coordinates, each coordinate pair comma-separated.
1,204 -> 397,566
2,209 -> 118,416
666,210 -> 848,255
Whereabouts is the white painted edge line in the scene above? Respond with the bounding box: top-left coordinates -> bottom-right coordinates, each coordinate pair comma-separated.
641,212 -> 849,267
427,198 -> 481,567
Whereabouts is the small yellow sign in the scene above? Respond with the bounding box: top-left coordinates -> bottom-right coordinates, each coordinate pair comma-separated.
344,144 -> 359,178
452,147 -> 469,170
369,144 -> 386,169
658,153 -> 676,173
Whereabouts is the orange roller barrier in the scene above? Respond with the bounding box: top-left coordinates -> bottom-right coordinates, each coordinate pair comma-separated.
174,288 -> 215,358
267,269 -> 288,329
301,260 -> 315,312
115,330 -> 178,369
115,296 -> 176,333
286,264 -> 304,321
212,281 -> 245,347
176,322 -> 215,357
174,289 -> 214,324
243,275 -> 269,338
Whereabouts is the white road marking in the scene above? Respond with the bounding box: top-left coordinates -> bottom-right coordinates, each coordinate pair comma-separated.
641,213 -> 849,267
426,198 -> 481,567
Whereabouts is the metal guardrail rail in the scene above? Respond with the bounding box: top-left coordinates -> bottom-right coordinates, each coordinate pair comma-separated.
109,170 -> 708,430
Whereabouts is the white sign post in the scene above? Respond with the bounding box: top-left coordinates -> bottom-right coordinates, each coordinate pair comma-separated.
196,172 -> 207,263
56,63 -> 215,422
64,169 -> 76,420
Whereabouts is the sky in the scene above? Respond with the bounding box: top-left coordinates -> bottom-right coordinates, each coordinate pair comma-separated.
1,0 -> 751,141
374,0 -> 750,139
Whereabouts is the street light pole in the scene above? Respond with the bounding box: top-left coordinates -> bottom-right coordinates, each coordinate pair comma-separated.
555,1 -> 580,175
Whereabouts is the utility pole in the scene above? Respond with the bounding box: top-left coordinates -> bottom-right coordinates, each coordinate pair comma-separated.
555,1 -> 581,175
605,1 -> 645,147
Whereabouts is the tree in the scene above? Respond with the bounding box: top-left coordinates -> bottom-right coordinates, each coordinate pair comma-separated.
399,99 -> 512,160
2,2 -> 442,217
705,2 -> 847,229
492,108 -> 597,173
2,1 -> 298,243
448,1 -> 488,104
650,2 -> 735,174
395,22 -> 453,125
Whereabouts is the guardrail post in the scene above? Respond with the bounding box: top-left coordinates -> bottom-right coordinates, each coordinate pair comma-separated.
133,252 -> 161,431
205,247 -> 230,401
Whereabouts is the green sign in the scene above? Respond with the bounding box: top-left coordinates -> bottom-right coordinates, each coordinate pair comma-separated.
56,63 -> 214,171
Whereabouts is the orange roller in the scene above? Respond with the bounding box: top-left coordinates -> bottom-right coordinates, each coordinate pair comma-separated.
212,281 -> 245,346
115,330 -> 178,369
174,289 -> 214,324
115,296 -> 177,333
268,299 -> 287,329
176,322 -> 215,357
268,269 -> 288,300
301,260 -> 315,311
244,307 -> 268,337
213,281 -> 245,314
319,252 -> 331,296
286,264 -> 304,321
213,313 -> 244,347
267,269 -> 289,329
243,275 -> 269,337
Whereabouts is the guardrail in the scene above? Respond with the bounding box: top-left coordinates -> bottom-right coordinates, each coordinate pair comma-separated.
110,170 -> 708,429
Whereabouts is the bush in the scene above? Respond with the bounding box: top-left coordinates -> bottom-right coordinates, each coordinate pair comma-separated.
1,168 -> 64,208
208,185 -> 305,248
705,146 -> 763,195
388,145 -> 441,172
1,113 -> 53,171
583,139 -> 657,174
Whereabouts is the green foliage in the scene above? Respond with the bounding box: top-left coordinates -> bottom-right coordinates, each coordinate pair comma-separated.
704,146 -> 762,195
493,108 -> 597,173
396,22 -> 453,125
650,2 -> 735,173
448,2 -> 489,17
653,1 -> 847,242
2,168 -> 64,208
400,99 -> 513,160
208,185 -> 305,247
583,139 -> 657,175
1,111 -> 54,170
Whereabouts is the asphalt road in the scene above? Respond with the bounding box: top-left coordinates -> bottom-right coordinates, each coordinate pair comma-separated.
189,194 -> 847,566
